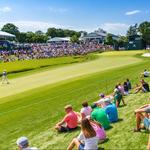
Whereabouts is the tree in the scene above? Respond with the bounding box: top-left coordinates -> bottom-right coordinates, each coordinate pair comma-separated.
138,21 -> 150,46
105,34 -> 114,45
35,30 -> 44,35
70,35 -> 79,43
46,28 -> 81,38
1,23 -> 20,39
118,36 -> 128,48
127,23 -> 138,37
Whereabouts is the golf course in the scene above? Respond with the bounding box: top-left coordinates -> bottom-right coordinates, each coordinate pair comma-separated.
0,50 -> 150,149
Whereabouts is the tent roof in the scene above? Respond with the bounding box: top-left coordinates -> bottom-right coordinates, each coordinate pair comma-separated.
0,31 -> 16,38
48,37 -> 70,42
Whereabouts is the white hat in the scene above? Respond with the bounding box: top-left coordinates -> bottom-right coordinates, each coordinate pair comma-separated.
16,137 -> 28,148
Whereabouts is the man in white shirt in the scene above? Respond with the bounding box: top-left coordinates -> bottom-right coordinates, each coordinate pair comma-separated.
95,93 -> 113,108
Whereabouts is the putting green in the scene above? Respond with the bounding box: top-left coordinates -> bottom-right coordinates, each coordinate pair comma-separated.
0,52 -> 141,99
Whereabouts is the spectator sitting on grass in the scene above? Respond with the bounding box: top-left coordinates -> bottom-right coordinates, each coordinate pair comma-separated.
123,82 -> 129,95
126,78 -> 132,90
141,69 -> 150,78
55,105 -> 78,132
135,79 -> 150,93
67,118 -> 99,150
134,104 -> 150,132
91,103 -> 110,130
103,98 -> 118,123
80,101 -> 92,120
16,137 -> 38,150
95,93 -> 113,108
89,119 -> 106,143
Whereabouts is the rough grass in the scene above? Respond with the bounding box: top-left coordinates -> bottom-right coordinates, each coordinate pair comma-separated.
0,50 -> 150,150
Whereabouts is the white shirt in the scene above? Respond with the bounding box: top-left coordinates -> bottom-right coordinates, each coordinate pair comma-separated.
77,132 -> 99,150
144,71 -> 150,76
80,106 -> 92,117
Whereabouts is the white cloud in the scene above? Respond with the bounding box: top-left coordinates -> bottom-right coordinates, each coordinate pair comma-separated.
0,21 -> 71,32
48,7 -> 68,13
125,10 -> 141,16
100,23 -> 129,35
0,6 -> 12,13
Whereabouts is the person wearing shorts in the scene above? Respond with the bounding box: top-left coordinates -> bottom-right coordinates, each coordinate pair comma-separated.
134,104 -> 150,132
55,105 -> 78,132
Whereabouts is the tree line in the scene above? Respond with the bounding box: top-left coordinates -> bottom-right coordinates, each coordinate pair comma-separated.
1,21 -> 150,47
1,23 -> 81,43
105,21 -> 150,48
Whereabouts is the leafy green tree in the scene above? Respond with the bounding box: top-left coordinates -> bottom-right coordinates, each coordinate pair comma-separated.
46,28 -> 81,38
105,34 -> 114,45
138,21 -> 150,46
118,36 -> 128,48
70,35 -> 79,43
1,23 -> 20,39
127,23 -> 138,37
35,30 -> 44,35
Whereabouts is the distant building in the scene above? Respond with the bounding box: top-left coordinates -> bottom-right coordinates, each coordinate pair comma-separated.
80,28 -> 107,43
80,28 -> 120,44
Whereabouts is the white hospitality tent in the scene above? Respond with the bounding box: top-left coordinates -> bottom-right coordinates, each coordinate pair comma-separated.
0,31 -> 16,38
47,37 -> 70,43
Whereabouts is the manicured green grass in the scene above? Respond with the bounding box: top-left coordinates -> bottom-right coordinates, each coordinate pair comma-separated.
0,50 -> 150,150
0,51 -> 142,99
0,54 -> 97,79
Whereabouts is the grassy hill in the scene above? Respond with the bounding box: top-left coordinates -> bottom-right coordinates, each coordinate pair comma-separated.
0,50 -> 150,149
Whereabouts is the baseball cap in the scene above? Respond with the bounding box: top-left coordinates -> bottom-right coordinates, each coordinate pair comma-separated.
99,93 -> 105,98
91,103 -> 97,109
16,137 -> 28,148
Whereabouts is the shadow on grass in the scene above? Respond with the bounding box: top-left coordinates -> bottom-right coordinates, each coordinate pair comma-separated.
111,118 -> 124,124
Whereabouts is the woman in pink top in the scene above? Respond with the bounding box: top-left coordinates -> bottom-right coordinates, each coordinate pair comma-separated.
90,120 -> 106,142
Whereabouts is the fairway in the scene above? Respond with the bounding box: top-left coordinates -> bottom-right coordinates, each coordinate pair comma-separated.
0,52 -> 142,99
0,51 -> 150,150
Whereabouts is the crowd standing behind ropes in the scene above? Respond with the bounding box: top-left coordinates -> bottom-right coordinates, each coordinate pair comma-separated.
0,42 -> 112,62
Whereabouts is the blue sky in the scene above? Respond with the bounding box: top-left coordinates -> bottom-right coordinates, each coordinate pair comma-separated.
0,0 -> 149,35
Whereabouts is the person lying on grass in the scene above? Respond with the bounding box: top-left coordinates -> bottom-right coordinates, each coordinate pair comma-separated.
55,105 -> 78,132
67,118 -> 99,150
113,86 -> 126,107
134,104 -> 150,132
135,79 -> 150,93
16,137 -> 38,150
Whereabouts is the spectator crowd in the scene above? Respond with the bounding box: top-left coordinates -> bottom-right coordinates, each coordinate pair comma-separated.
0,42 -> 111,62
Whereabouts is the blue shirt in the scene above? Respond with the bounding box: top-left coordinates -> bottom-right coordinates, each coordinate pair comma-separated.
104,103 -> 118,123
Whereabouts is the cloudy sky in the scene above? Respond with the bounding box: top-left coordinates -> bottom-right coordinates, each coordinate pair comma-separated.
0,0 -> 149,35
